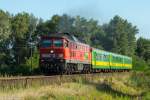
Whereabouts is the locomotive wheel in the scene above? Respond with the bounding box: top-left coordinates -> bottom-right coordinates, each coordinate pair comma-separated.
40,65 -> 46,74
65,67 -> 71,75
64,64 -> 73,75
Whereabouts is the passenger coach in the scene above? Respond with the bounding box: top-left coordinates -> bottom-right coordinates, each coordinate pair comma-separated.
92,48 -> 132,72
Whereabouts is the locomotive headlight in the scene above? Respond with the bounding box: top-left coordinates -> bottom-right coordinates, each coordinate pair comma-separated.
50,50 -> 54,53
58,54 -> 63,58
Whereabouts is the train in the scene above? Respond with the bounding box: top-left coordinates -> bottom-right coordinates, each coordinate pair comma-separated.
39,33 -> 132,74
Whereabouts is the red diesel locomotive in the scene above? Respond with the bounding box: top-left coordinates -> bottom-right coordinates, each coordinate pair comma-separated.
39,33 -> 91,74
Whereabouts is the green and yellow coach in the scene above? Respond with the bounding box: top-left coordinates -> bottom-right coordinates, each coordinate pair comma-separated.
91,48 -> 132,72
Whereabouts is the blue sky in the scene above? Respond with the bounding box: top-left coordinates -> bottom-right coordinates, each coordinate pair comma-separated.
0,0 -> 149,39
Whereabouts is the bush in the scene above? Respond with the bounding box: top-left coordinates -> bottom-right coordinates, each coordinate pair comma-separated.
143,92 -> 150,100
0,50 -> 40,76
0,64 -> 31,76
132,56 -> 148,71
24,50 -> 40,74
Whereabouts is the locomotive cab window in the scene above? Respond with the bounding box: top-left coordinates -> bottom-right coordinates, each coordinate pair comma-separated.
54,40 -> 63,47
41,40 -> 52,47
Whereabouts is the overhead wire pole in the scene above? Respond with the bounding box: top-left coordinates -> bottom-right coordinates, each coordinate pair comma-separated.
28,30 -> 32,72
31,41 -> 32,72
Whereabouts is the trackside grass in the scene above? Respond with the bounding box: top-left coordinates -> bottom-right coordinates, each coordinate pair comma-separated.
0,72 -> 146,100
0,82 -> 133,100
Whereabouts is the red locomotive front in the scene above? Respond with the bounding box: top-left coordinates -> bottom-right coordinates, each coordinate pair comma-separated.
39,33 -> 91,74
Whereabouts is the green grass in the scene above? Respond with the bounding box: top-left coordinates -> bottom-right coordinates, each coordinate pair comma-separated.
0,71 -> 149,100
0,73 -> 145,100
0,82 -> 132,100
143,91 -> 150,100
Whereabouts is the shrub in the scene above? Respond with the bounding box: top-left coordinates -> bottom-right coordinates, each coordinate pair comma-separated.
132,56 -> 148,71
24,50 -> 40,74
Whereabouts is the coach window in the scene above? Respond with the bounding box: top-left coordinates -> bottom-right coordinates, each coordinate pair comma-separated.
79,45 -> 81,50
72,43 -> 74,49
85,47 -> 87,52
103,55 -> 106,60
70,43 -> 72,49
117,57 -> 121,62
84,46 -> 85,51
116,57 -> 119,62
103,55 -> 107,61
113,56 -> 116,62
71,43 -> 73,49
76,45 -> 78,49
99,54 -> 102,60
96,54 -> 101,60
118,57 -> 120,62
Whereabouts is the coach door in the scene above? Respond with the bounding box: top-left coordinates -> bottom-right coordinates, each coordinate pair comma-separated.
109,54 -> 112,69
94,52 -> 97,66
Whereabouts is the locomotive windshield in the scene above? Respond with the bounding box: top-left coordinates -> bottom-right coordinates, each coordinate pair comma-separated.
53,40 -> 63,47
41,40 -> 52,47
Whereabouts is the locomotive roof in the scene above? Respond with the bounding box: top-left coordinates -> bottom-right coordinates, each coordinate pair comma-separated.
41,33 -> 90,47
41,33 -> 79,42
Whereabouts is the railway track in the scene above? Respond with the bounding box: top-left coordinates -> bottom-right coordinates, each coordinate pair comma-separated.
0,72 -> 129,90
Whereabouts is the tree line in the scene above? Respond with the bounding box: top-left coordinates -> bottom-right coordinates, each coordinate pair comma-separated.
0,9 -> 149,75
